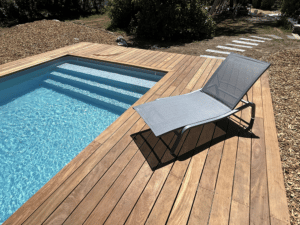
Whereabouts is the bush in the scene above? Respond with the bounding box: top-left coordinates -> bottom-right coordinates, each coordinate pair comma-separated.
276,16 -> 292,30
108,0 -> 215,40
281,0 -> 300,18
260,0 -> 275,10
0,0 -> 105,24
252,0 -> 262,8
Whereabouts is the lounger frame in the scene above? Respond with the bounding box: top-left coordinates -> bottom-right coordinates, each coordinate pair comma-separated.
157,89 -> 255,157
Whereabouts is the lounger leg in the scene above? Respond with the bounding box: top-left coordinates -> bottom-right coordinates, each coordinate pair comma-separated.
247,102 -> 256,130
159,130 -> 185,158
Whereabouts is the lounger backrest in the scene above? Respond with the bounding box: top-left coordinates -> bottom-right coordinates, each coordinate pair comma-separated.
202,53 -> 270,109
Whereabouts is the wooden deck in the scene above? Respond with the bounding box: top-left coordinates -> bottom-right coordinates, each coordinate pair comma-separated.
1,43 -> 289,225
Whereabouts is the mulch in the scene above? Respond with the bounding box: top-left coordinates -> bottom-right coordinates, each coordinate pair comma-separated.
0,20 -> 117,65
267,50 -> 300,224
0,19 -> 299,224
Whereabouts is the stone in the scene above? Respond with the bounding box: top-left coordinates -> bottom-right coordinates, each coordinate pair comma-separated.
292,24 -> 300,35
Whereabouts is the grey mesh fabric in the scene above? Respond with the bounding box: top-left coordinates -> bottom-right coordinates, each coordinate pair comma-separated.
133,90 -> 231,137
134,53 -> 270,137
202,53 -> 270,109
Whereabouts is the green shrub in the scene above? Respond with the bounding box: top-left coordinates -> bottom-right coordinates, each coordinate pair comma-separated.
281,0 -> 300,17
108,0 -> 215,40
252,0 -> 262,8
107,0 -> 133,29
260,0 -> 275,10
276,16 -> 292,30
0,0 -> 105,23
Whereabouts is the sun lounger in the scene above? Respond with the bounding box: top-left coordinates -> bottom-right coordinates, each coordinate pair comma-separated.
134,53 -> 270,157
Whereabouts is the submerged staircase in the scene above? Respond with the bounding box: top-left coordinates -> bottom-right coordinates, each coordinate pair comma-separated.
42,61 -> 160,115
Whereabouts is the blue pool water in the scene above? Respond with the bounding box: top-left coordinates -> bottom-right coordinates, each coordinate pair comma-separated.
0,56 -> 165,224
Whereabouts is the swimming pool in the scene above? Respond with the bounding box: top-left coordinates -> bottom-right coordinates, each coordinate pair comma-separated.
0,56 -> 165,224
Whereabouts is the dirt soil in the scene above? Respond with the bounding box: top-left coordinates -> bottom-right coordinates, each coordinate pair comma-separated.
0,15 -> 300,224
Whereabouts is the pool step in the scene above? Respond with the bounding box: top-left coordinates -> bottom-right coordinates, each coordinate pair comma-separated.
48,71 -> 142,105
72,60 -> 163,82
43,79 -> 131,114
56,63 -> 156,94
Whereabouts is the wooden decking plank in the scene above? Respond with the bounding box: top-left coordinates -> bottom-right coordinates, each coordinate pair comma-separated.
250,77 -> 270,225
198,120 -> 228,192
192,58 -> 221,91
144,159 -> 192,224
90,45 -> 126,58
146,122 -> 219,225
47,43 -> 98,60
117,48 -> 150,64
138,51 -> 163,66
150,52 -> 171,67
229,89 -> 253,220
100,48 -> 138,61
261,73 -> 289,224
130,50 -> 158,66
208,120 -> 240,225
43,140 -> 141,224
253,78 -> 263,118
154,53 -> 177,68
127,50 -> 151,64
270,217 -> 290,225
187,120 -> 229,225
125,163 -> 173,225
112,48 -> 141,61
229,200 -> 250,225
78,44 -> 117,57
103,132 -> 177,225
250,117 -> 270,225
171,57 -> 206,96
155,55 -> 192,96
103,162 -> 154,225
188,187 -> 214,225
185,58 -> 212,91
165,54 -> 186,70
159,56 -> 199,96
146,52 -> 170,67
159,54 -> 182,70
140,51 -> 164,65
166,126 -> 207,225
65,151 -> 149,225
122,49 -> 156,63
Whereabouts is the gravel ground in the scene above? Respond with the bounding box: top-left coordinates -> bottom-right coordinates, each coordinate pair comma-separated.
0,20 -> 117,65
0,19 -> 299,224
267,50 -> 300,224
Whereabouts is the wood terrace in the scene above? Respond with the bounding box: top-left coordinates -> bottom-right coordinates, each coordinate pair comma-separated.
1,43 -> 289,225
